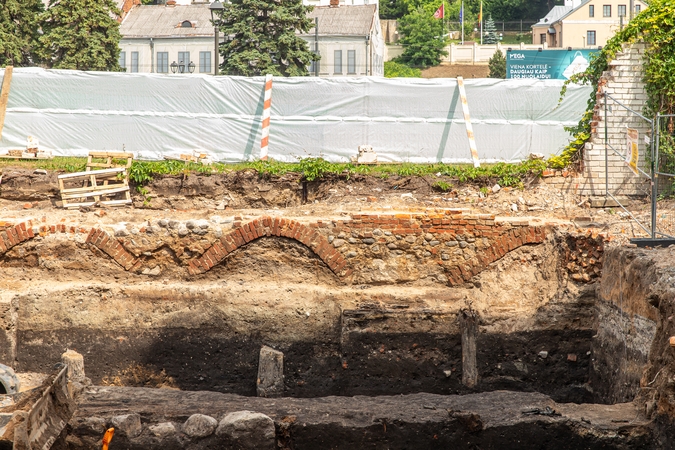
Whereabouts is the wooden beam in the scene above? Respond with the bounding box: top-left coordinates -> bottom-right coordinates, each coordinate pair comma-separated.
460,309 -> 478,388
0,66 -> 13,141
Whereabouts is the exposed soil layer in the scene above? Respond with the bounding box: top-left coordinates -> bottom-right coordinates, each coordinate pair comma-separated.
61,388 -> 652,450
2,167 -> 673,448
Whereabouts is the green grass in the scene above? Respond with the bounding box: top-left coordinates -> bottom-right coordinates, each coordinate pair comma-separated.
0,157 -> 547,189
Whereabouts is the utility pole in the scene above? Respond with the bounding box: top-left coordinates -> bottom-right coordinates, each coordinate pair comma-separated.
314,17 -> 319,77
461,0 -> 464,45
629,0 -> 634,20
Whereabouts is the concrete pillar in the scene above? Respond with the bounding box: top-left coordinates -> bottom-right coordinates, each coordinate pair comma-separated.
257,346 -> 284,397
450,44 -> 456,64
472,42 -> 478,64
460,310 -> 478,388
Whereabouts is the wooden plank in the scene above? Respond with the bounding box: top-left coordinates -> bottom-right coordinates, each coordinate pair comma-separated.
57,168 -> 125,180
0,66 -> 13,141
63,199 -> 132,208
61,185 -> 130,199
456,76 -> 481,168
88,151 -> 133,158
460,310 -> 478,388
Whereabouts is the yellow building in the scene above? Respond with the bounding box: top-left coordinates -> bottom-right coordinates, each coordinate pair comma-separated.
531,0 -> 648,48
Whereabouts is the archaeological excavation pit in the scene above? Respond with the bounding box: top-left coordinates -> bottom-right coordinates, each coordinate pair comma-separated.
1,172 -> 673,450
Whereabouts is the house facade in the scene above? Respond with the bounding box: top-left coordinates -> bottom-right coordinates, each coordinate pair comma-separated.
119,4 -> 215,74
301,5 -> 385,77
119,1 -> 384,77
532,0 -> 648,48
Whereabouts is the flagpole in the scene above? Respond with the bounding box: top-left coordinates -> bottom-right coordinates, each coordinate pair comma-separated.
461,0 -> 464,45
480,1 -> 483,45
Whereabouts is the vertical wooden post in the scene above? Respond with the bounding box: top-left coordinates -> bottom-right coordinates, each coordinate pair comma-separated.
460,310 -> 478,388
0,66 -> 13,141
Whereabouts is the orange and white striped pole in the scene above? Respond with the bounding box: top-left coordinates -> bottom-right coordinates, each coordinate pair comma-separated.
456,76 -> 480,167
260,74 -> 273,161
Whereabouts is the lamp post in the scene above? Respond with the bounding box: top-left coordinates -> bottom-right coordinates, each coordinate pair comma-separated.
210,0 -> 225,76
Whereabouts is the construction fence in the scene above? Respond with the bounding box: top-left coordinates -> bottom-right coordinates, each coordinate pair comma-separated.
0,68 -> 592,163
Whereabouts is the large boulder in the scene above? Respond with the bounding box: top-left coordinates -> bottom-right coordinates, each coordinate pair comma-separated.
216,411 -> 275,449
182,414 -> 218,438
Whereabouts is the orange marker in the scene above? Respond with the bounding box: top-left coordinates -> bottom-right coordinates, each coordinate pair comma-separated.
102,428 -> 115,450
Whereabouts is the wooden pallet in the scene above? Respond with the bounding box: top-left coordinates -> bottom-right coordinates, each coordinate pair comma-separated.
86,151 -> 134,171
58,167 -> 131,208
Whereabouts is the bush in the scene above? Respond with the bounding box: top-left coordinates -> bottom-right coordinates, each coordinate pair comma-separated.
488,50 -> 506,78
384,60 -> 422,78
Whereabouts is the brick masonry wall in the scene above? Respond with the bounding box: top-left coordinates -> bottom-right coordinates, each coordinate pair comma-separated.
0,211 -> 604,287
581,43 -> 651,196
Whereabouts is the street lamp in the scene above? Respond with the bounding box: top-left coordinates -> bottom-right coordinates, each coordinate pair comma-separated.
170,61 -> 195,74
210,0 -> 225,76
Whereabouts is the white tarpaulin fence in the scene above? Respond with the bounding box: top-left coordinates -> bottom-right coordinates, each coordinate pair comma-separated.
0,68 -> 592,163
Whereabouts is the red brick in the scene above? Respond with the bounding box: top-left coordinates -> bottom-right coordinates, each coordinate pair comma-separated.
15,225 -> 26,242
7,228 -> 19,246
232,228 -> 246,247
221,235 -> 237,253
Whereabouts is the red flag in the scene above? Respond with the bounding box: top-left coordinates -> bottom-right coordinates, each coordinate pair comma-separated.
434,4 -> 444,19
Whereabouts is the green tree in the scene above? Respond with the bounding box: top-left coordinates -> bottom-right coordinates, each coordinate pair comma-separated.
483,16 -> 498,43
380,0 -> 408,19
398,7 -> 447,68
384,60 -> 422,77
39,0 -> 122,71
214,0 -> 317,76
488,49 -> 505,78
0,0 -> 44,66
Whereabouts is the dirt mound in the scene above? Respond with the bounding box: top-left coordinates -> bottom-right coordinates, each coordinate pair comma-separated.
422,64 -> 491,79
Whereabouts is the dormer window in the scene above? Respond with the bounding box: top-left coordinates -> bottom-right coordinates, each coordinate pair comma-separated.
180,20 -> 194,28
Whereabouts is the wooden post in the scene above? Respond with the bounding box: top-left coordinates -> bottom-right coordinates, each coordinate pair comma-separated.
62,349 -> 86,383
460,310 -> 478,388
257,346 -> 284,397
0,66 -> 13,141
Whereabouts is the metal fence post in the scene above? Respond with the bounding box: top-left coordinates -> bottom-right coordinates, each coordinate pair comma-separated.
605,90 -> 609,196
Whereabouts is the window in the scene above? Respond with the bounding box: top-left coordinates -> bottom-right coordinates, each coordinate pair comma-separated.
199,51 -> 211,73
334,50 -> 342,74
618,5 -> 626,17
588,5 -> 594,17
635,4 -> 640,14
130,51 -> 139,73
539,33 -> 546,45
603,5 -> 611,17
587,30 -> 596,46
347,50 -> 355,74
157,52 -> 168,73
178,51 -> 190,72
119,51 -> 126,71
180,20 -> 193,28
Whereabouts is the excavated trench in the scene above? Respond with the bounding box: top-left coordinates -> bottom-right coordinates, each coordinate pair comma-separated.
0,173 -> 671,448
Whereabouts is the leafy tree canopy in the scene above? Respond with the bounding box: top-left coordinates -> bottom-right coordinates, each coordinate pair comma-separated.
397,7 -> 447,68
214,0 -> 317,76
384,60 -> 422,77
0,0 -> 44,66
383,0 -> 559,22
40,0 -> 122,71
552,0 -> 673,169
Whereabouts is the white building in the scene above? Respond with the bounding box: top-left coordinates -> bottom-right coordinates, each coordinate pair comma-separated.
119,4 -> 215,74
302,5 -> 384,77
119,0 -> 383,76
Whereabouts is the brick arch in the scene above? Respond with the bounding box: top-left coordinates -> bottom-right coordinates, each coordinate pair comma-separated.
444,225 -> 547,286
187,216 -> 349,277
0,221 -> 36,254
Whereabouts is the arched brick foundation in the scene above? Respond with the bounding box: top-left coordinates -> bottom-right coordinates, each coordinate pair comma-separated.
0,214 -> 582,286
185,216 -> 348,277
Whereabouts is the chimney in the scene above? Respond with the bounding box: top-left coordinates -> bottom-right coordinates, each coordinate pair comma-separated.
329,0 -> 339,7
167,0 -> 176,6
